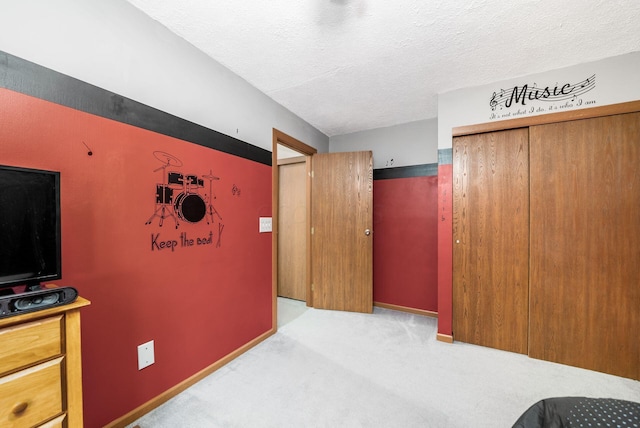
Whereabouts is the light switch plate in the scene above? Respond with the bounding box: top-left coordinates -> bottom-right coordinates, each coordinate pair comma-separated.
138,340 -> 155,370
259,217 -> 272,233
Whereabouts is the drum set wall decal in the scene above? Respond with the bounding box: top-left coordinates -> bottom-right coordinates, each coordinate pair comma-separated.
145,151 -> 223,234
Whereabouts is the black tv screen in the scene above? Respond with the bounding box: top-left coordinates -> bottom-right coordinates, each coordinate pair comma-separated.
0,165 -> 61,290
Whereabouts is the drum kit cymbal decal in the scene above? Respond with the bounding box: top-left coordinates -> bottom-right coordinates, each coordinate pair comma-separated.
145,151 -> 224,248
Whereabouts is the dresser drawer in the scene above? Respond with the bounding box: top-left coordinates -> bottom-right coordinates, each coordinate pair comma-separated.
0,357 -> 63,428
0,315 -> 62,375
39,413 -> 66,428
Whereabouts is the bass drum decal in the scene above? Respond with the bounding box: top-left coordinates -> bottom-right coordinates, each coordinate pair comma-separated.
174,193 -> 206,223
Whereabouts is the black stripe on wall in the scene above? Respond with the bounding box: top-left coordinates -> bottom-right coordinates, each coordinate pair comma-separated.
438,148 -> 452,165
0,51 -> 272,166
373,163 -> 438,180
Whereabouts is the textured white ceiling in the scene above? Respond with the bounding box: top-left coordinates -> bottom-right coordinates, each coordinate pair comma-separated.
125,0 -> 640,137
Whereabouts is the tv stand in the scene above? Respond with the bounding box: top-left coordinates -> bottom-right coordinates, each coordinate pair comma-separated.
0,296 -> 90,426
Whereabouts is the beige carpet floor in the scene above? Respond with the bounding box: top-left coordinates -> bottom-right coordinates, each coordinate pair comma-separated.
128,298 -> 640,427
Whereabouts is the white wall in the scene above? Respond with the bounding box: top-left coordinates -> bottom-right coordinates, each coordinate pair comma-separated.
329,118 -> 438,169
0,0 -> 329,153
438,51 -> 640,150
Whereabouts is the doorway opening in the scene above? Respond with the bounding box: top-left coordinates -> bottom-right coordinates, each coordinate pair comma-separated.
272,129 -> 317,331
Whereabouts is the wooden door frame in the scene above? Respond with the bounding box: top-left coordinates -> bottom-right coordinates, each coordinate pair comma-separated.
272,129 -> 317,331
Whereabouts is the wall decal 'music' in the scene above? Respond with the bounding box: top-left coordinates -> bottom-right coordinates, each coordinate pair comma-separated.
146,151 -> 224,251
489,74 -> 597,120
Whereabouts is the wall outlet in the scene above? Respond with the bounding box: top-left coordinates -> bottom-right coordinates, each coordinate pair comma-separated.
137,340 -> 155,370
259,217 -> 272,233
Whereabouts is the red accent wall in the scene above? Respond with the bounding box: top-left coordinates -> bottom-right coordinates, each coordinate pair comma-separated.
0,88 -> 272,427
373,175 -> 438,312
437,164 -> 453,335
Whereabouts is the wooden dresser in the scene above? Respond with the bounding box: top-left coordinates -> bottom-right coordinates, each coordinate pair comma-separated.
0,297 -> 90,427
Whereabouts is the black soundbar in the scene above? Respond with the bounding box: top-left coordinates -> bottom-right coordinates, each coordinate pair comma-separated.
0,286 -> 78,319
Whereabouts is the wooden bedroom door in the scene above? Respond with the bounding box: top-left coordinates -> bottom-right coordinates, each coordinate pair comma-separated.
311,151 -> 373,313
277,158 -> 307,301
528,112 -> 640,380
452,128 -> 530,354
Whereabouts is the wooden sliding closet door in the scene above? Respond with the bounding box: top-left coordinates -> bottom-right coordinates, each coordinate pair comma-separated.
453,128 -> 530,354
529,112 -> 640,380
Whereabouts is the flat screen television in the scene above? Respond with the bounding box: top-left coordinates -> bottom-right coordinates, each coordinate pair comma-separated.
0,164 -> 61,293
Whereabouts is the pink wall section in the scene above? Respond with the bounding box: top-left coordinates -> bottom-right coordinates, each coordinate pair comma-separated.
373,176 -> 438,312
0,89 -> 272,427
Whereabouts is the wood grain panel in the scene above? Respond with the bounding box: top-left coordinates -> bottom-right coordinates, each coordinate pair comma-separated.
64,308 -> 85,427
529,112 -> 640,380
0,316 -> 61,375
312,151 -> 373,313
278,161 -> 307,301
0,357 -> 63,427
453,128 -> 529,354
